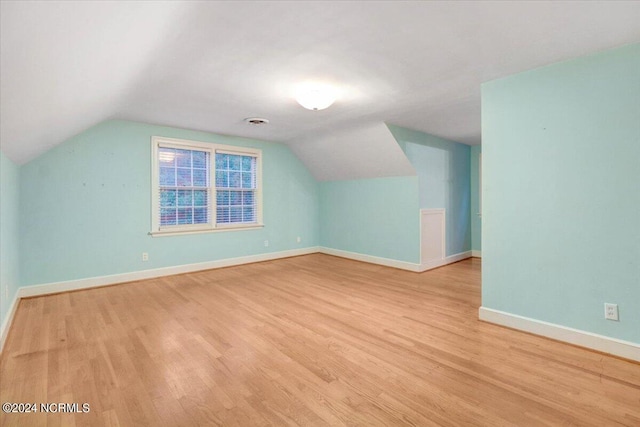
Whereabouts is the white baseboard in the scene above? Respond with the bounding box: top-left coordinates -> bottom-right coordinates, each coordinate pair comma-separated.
0,291 -> 20,353
472,250 -> 482,258
319,247 -> 472,273
418,251 -> 472,272
18,247 -> 320,299
319,246 -> 422,271
479,307 -> 640,362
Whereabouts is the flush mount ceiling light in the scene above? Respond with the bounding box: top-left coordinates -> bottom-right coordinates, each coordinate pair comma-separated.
244,117 -> 269,125
294,83 -> 338,111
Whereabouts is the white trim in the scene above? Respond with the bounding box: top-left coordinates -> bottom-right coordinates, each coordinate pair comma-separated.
472,250 -> 482,258
419,208 -> 445,265
319,246 -> 423,272
479,307 -> 640,362
318,247 -> 472,273
478,152 -> 482,215
150,224 -> 264,237
17,247 -> 319,299
0,291 -> 20,354
418,251 -> 472,272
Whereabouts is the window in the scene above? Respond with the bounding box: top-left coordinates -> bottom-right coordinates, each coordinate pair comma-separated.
215,152 -> 258,224
151,137 -> 262,235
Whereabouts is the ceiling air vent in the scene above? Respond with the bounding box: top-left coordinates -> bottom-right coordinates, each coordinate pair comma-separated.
244,117 -> 269,125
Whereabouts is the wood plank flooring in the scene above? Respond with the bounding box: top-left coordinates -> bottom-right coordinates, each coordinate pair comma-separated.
1,254 -> 639,426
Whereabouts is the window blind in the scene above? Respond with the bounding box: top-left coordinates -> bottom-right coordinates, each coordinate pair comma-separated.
158,147 -> 211,227
215,152 -> 257,224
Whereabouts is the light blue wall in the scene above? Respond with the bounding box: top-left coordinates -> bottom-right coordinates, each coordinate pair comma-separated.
389,125 -> 471,256
471,145 -> 482,252
319,176 -> 421,264
482,43 -> 640,343
0,151 -> 20,327
19,120 -> 319,286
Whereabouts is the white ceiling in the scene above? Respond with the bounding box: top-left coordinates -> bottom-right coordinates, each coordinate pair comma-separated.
2,1 -> 640,165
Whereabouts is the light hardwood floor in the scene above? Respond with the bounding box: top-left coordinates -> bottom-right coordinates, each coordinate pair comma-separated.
1,254 -> 638,426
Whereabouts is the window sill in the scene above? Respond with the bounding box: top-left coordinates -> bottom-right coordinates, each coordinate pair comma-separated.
149,224 -> 264,237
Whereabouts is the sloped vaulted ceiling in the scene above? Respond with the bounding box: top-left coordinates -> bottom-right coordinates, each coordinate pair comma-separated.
291,122 -> 416,181
2,1 -> 640,178
0,1 -> 188,164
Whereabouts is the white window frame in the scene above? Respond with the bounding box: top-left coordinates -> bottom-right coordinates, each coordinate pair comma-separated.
151,136 -> 263,236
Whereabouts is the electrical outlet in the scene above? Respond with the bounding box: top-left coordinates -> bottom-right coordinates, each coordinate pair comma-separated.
604,303 -> 619,321
296,236 -> 301,243
142,252 -> 149,262
264,240 -> 269,247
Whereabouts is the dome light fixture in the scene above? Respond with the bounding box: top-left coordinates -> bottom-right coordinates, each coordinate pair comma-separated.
295,83 -> 338,111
